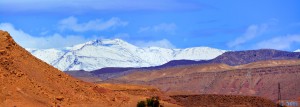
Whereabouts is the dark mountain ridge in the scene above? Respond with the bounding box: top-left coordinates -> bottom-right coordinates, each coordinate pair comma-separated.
162,49 -> 300,67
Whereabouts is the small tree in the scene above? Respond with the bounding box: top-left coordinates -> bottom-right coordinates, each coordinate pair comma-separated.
146,97 -> 160,107
137,96 -> 161,107
137,100 -> 146,107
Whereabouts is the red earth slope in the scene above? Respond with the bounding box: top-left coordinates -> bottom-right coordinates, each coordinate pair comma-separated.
0,30 -> 138,107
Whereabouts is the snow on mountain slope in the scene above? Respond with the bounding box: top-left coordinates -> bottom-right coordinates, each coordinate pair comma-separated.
174,47 -> 225,60
27,48 -> 65,64
294,49 -> 300,52
28,39 -> 226,71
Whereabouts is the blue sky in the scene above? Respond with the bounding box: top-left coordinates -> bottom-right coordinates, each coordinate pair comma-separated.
0,0 -> 300,51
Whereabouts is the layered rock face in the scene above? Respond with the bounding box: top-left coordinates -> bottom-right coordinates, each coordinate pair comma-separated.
108,60 -> 300,101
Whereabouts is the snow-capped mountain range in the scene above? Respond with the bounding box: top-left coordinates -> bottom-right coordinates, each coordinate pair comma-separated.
27,39 -> 226,71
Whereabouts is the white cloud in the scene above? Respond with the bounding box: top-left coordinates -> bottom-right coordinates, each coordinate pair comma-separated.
134,39 -> 175,48
0,23 -> 99,49
0,22 -> 175,49
59,16 -> 128,32
255,35 -> 300,50
139,23 -> 177,34
228,24 -> 268,48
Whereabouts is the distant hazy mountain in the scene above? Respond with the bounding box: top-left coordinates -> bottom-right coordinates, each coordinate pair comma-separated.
27,39 -> 226,71
160,49 -> 300,67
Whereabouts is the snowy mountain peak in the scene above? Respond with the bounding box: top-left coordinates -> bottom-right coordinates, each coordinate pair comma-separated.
29,38 -> 226,71
85,39 -> 126,46
101,38 -> 125,45
66,38 -> 137,51
100,39 -> 137,48
295,49 -> 300,52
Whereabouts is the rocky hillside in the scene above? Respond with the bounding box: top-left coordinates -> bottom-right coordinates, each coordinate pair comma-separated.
0,30 -> 180,107
105,60 -> 300,101
0,30 -> 123,106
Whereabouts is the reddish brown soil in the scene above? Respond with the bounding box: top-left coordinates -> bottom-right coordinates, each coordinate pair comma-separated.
0,31 -> 116,106
0,30 -> 180,107
98,83 -> 178,104
171,94 -> 276,107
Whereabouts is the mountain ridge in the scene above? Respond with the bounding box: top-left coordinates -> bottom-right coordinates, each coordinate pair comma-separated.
65,49 -> 300,81
28,38 -> 226,71
160,49 -> 300,67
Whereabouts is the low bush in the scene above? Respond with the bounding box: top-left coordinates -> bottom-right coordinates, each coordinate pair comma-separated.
137,96 -> 163,107
137,100 -> 146,107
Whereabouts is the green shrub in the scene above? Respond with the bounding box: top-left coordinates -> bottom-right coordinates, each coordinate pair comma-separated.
137,100 -> 146,107
137,96 -> 162,107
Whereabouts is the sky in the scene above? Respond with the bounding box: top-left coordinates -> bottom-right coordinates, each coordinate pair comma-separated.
0,0 -> 300,51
